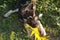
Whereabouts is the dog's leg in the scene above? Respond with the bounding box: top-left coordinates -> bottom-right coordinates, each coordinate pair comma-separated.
26,29 -> 35,40
34,16 -> 46,36
37,20 -> 46,36
24,24 -> 34,40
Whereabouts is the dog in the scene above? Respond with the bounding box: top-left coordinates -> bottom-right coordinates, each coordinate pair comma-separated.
17,0 -> 46,40
3,0 -> 46,40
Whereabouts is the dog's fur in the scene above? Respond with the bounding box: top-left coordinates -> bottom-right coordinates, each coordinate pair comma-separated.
17,0 -> 46,40
3,0 -> 46,39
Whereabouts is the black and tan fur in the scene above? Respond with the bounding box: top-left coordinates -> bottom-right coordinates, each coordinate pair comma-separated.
3,0 -> 46,40
17,0 -> 46,40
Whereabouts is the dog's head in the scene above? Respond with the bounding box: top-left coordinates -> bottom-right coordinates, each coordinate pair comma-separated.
19,3 -> 33,20
19,2 -> 37,27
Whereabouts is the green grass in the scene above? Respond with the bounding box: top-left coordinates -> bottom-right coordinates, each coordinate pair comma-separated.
0,31 -> 28,40
0,13 -> 29,40
0,10 -> 60,40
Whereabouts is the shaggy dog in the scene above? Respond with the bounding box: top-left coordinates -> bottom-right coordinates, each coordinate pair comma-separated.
4,0 -> 46,40
17,0 -> 46,40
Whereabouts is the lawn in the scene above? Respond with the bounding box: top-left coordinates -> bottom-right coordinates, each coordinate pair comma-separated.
0,13 -> 29,40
